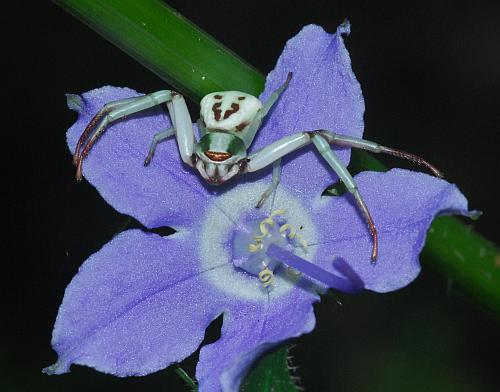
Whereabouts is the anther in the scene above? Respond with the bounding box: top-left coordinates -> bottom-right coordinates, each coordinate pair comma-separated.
286,266 -> 302,278
279,223 -> 296,238
258,267 -> 274,287
248,243 -> 263,252
270,209 -> 286,218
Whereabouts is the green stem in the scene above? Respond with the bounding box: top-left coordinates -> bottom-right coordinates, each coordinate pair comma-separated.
54,0 -> 500,315
174,365 -> 198,391
423,216 -> 500,315
53,0 -> 263,101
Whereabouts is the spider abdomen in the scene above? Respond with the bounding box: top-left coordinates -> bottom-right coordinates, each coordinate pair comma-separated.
200,91 -> 262,135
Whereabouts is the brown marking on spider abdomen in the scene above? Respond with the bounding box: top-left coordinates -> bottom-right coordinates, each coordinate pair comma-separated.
223,103 -> 240,119
212,102 -> 222,121
238,96 -> 246,100
235,122 -> 249,132
205,150 -> 232,162
214,94 -> 223,99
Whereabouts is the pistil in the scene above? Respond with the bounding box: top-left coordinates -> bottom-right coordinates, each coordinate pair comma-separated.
231,209 -> 362,292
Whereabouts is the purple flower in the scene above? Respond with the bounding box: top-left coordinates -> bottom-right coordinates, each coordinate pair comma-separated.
44,23 -> 470,391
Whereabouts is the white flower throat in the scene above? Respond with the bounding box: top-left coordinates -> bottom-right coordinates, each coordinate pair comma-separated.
232,209 -> 308,287
199,183 -> 318,301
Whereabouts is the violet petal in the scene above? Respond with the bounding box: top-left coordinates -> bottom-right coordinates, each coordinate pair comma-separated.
250,22 -> 365,199
66,87 -> 214,229
44,229 -> 228,376
196,287 -> 317,392
312,169 -> 471,292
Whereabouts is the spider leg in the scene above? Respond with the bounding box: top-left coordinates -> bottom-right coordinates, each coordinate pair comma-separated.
73,96 -> 141,165
256,159 -> 282,209
196,119 -> 207,138
245,131 -> 378,261
75,91 -> 174,181
260,72 -> 293,117
242,72 -> 293,148
143,127 -> 175,166
318,131 -> 444,178
311,134 -> 378,261
74,90 -> 195,181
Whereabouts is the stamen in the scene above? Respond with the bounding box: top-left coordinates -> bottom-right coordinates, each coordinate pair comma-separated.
258,267 -> 274,287
259,219 -> 273,236
280,223 -> 308,253
279,223 -> 296,238
236,209 -> 311,288
248,243 -> 263,252
269,209 -> 286,218
249,210 -> 287,249
286,266 -> 302,278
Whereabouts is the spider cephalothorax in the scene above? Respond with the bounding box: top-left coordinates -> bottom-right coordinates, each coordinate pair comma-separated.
191,90 -> 265,184
73,72 -> 442,262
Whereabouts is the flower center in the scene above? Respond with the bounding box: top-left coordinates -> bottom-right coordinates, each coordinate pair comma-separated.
199,182 -> 318,301
231,210 -> 307,287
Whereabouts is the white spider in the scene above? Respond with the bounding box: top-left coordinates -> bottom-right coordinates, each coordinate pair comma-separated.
73,73 -> 443,261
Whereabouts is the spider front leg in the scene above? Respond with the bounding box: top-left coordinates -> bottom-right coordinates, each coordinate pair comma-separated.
245,131 -> 379,261
245,129 -> 444,262
310,134 -> 378,261
248,73 -> 293,208
74,90 -> 195,181
317,131 -> 444,178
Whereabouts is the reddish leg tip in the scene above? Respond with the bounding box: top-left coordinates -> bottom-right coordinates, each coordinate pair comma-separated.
75,161 -> 83,182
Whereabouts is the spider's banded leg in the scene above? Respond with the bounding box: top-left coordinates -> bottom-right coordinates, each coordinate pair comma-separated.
73,96 -> 143,165
311,134 -> 378,261
242,72 -> 293,148
318,131 -> 444,178
75,90 -> 176,181
143,127 -> 175,166
256,159 -> 282,209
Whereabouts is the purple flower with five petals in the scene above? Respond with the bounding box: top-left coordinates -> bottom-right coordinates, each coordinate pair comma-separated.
44,23 -> 471,391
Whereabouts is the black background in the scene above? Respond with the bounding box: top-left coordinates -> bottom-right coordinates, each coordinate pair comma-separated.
7,1 -> 500,391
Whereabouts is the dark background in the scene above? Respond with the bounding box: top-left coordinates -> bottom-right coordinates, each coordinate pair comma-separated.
7,1 -> 499,391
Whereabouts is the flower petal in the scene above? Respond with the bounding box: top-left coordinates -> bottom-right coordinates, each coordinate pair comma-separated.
250,22 -> 365,199
44,229 -> 228,376
67,87 -> 213,228
196,286 -> 317,392
312,169 -> 471,292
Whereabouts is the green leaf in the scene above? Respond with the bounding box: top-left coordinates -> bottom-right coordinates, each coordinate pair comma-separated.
241,345 -> 300,392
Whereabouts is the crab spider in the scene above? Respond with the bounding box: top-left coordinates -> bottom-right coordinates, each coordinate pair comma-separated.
73,73 -> 443,262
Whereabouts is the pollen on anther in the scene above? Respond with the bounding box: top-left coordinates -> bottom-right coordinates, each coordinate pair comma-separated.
258,268 -> 274,287
280,223 -> 296,238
